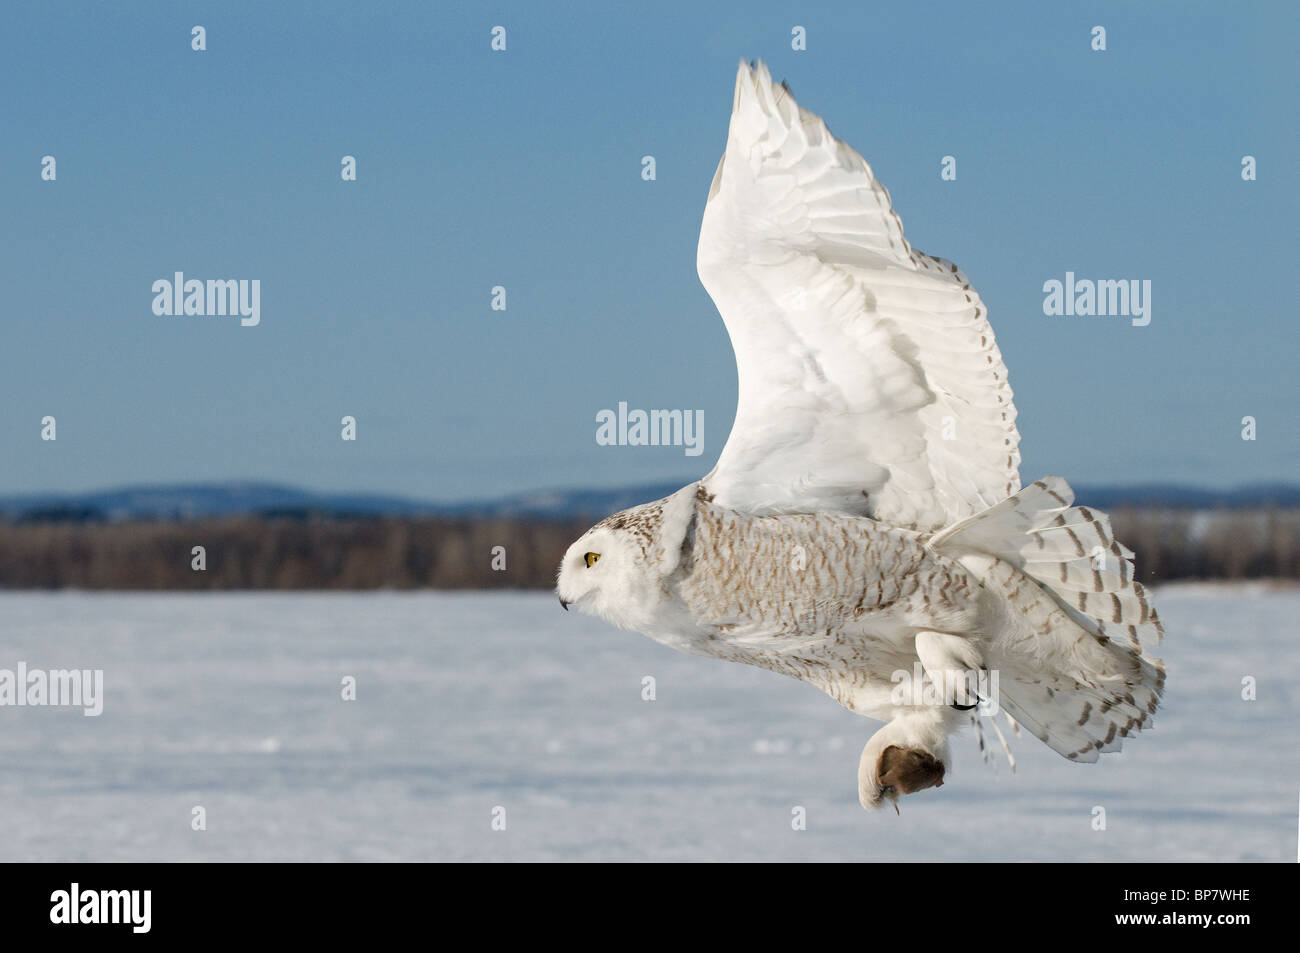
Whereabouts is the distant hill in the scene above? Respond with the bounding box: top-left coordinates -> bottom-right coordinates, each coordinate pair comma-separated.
0,480 -> 686,523
0,479 -> 1297,524
1071,483 -> 1300,510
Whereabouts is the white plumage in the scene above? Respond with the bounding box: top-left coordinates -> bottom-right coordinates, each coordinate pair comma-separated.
697,62 -> 1018,532
556,61 -> 1165,810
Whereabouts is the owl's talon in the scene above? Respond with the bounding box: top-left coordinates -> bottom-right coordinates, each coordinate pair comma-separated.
952,665 -> 989,710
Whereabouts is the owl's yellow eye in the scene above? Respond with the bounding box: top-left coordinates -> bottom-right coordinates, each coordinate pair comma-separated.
584,552 -> 601,568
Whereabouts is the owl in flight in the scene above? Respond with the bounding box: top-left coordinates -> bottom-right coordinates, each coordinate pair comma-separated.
556,61 -> 1165,811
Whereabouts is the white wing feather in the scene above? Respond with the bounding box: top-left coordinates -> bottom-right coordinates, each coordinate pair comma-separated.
698,61 -> 1020,531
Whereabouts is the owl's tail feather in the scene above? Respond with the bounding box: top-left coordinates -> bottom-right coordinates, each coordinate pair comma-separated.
931,477 -> 1166,763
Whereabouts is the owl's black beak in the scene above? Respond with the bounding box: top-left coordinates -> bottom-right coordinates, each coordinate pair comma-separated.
559,596 -> 570,611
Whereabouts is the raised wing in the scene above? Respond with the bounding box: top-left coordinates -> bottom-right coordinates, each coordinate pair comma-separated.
697,61 -> 1020,532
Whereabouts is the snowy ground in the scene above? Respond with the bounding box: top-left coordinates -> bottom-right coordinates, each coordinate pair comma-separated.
0,585 -> 1295,861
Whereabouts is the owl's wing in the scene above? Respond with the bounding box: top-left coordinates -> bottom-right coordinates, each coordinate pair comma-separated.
697,61 -> 1020,532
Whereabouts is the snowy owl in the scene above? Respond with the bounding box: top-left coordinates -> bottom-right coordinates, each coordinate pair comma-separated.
556,60 -> 1165,811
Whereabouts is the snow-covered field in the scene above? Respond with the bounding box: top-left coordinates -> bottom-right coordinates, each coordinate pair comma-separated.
0,585 -> 1295,861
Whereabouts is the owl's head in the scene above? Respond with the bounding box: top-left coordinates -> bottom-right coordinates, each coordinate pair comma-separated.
556,483 -> 700,631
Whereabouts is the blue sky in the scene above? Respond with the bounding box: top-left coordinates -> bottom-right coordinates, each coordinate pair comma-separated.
2,1 -> 1296,502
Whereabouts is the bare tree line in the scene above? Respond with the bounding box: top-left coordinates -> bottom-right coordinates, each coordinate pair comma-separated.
1108,507 -> 1300,581
0,516 -> 586,589
0,508 -> 1297,590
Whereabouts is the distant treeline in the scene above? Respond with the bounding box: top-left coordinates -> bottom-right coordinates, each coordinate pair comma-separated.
0,516 -> 588,589
0,508 -> 1297,589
